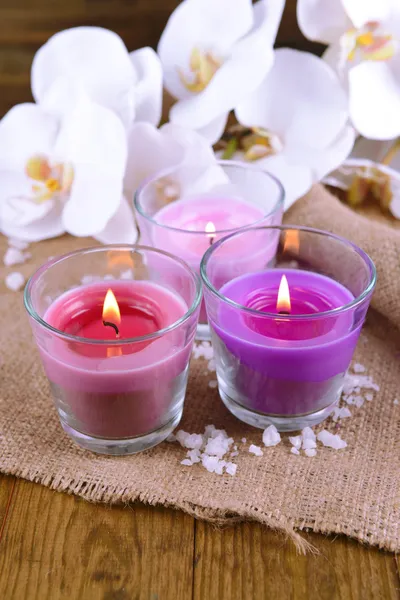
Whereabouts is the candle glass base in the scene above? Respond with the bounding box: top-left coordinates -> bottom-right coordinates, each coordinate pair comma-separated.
201,226 -> 376,432
60,410 -> 182,455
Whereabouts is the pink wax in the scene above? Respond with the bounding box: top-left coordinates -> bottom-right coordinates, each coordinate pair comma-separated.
40,281 -> 191,438
138,196 -> 278,324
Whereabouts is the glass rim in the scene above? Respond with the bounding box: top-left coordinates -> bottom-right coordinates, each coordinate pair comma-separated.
133,159 -> 285,235
200,225 -> 377,320
24,244 -> 202,345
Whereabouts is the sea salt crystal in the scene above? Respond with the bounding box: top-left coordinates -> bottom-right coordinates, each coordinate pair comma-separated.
302,439 -> 317,450
202,455 -> 225,474
249,444 -> 263,456
262,425 -> 281,447
204,434 -> 233,458
120,269 -> 133,280
365,393 -> 373,402
5,271 -> 25,291
81,274 -> 96,285
204,424 -> 216,437
187,449 -> 201,463
301,427 -> 316,442
103,274 -> 114,280
225,462 -> 237,476
394,399 -> 399,405
354,396 -> 364,409
192,341 -> 214,361
317,430 -> 347,450
8,238 -> 29,250
181,459 -> 193,466
207,358 -> 216,372
353,363 -> 366,373
332,406 -> 352,421
208,380 -> 218,389
289,435 -> 302,450
230,451 -> 239,457
304,449 -> 317,457
241,438 -> 247,443
176,430 -> 203,450
290,447 -> 300,455
4,247 -> 31,266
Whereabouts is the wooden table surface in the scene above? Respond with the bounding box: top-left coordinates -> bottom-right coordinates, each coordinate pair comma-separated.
0,1 -> 398,598
0,474 -> 398,599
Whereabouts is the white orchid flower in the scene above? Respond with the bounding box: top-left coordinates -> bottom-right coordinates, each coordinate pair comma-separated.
158,0 -> 285,144
234,49 -> 355,209
0,97 -> 131,243
31,27 -> 163,129
297,0 -> 400,140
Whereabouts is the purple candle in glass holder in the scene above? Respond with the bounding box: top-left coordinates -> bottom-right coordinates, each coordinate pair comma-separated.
201,226 -> 376,432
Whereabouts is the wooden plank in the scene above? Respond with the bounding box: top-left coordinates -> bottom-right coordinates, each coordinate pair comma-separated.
0,475 -> 16,541
193,521 -> 400,600
0,479 -> 194,600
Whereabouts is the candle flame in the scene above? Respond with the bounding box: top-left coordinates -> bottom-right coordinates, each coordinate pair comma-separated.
205,221 -> 216,238
283,229 -> 300,255
102,288 -> 121,325
277,275 -> 291,314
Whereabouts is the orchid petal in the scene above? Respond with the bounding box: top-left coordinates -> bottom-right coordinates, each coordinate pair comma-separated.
160,122 -> 217,167
189,113 -> 229,145
349,60 -> 400,140
31,27 -> 135,128
54,98 -> 127,236
0,104 -> 58,171
0,171 -> 64,241
94,195 -> 138,244
169,0 -> 283,133
257,155 -> 313,210
286,124 -> 356,181
158,0 -> 253,100
297,0 -> 350,44
236,49 -> 348,150
124,122 -> 185,199
130,47 -> 163,126
342,0 -> 392,29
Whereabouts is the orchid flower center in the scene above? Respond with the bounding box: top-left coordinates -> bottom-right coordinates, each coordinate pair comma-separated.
155,177 -> 181,203
340,21 -> 396,65
25,155 -> 74,204
179,47 -> 222,93
220,126 -> 283,161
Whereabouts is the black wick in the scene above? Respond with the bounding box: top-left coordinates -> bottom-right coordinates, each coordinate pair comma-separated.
209,236 -> 215,247
103,321 -> 119,336
278,310 -> 290,316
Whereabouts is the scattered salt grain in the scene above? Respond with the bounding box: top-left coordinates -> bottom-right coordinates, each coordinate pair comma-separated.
225,462 -> 237,476
202,455 -> 225,474
8,238 -> 29,250
241,438 -> 247,443
192,341 -> 214,361
81,274 -> 97,285
302,439 -> 317,450
394,399 -> 399,406
204,424 -> 216,437
305,449 -> 317,457
175,430 -> 203,450
353,363 -> 366,373
332,406 -> 352,422
5,271 -> 25,291
230,451 -> 239,457
365,393 -> 373,402
317,430 -> 347,450
289,435 -> 302,450
120,269 -> 133,280
187,449 -> 201,463
354,396 -> 364,409
204,433 -> 234,458
103,274 -> 114,280
4,247 -> 30,266
301,427 -> 316,442
208,380 -> 218,389
262,425 -> 281,447
249,444 -> 263,456
181,459 -> 193,466
290,447 -> 300,455
207,358 -> 216,372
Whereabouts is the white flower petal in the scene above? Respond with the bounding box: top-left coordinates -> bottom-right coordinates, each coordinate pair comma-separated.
342,0 -> 392,29
297,0 -> 350,44
0,171 -> 64,240
189,113 -> 229,145
160,122 -> 217,167
257,154 -> 313,210
31,27 -> 135,128
0,104 -> 59,170
286,124 -> 356,180
130,47 -> 163,126
124,122 -> 185,199
349,60 -> 400,140
158,0 -> 253,100
236,49 -> 349,150
94,195 -> 138,244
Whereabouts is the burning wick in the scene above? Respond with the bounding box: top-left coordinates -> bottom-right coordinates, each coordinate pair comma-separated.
102,288 -> 121,337
205,221 -> 216,247
277,274 -> 291,315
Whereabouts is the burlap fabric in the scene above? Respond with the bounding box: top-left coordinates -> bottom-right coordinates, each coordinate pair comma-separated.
1,185 -> 399,552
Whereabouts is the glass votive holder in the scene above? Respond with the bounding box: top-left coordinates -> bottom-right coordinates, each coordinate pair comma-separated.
134,160 -> 284,340
24,245 -> 201,455
201,226 -> 376,432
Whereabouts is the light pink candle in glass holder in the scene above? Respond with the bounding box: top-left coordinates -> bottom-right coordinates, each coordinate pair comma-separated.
134,160 -> 284,340
24,245 -> 201,455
